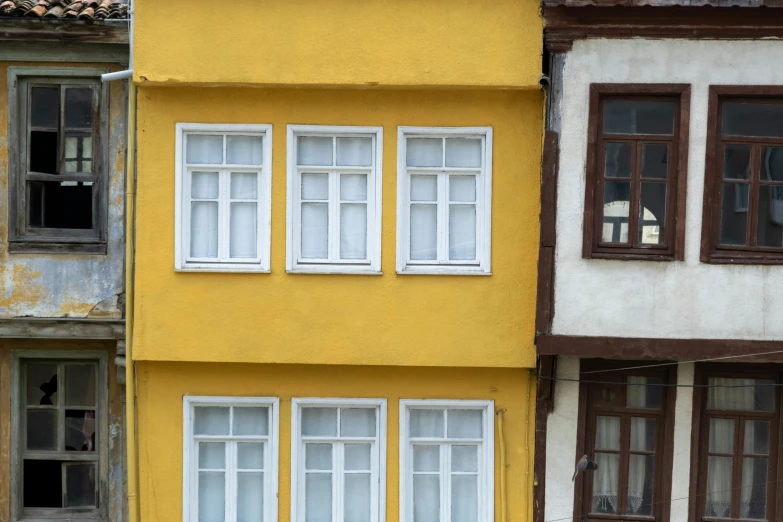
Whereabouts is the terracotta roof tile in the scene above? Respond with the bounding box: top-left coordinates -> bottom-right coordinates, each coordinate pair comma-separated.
0,0 -> 127,19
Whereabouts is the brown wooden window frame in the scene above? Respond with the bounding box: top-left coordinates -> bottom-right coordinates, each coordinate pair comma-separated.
583,84 -> 690,261
700,86 -> 783,264
688,363 -> 783,522
7,67 -> 109,255
574,360 -> 677,522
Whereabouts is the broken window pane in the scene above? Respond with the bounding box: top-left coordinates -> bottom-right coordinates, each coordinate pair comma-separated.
31,87 -> 58,129
27,364 -> 57,405
65,410 -> 96,452
30,130 -> 58,174
26,181 -> 93,229
65,88 -> 93,129
24,460 -> 62,508
65,463 -> 96,507
27,409 -> 57,450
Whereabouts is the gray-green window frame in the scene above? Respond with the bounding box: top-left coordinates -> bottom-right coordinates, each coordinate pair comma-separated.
7,67 -> 110,254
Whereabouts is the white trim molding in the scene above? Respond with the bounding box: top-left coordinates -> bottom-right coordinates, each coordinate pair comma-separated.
174,123 -> 273,273
286,125 -> 384,275
396,127 -> 493,275
182,396 -> 280,522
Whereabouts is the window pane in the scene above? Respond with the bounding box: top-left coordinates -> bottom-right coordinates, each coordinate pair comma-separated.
626,376 -> 663,409
761,146 -> 783,181
234,407 -> 269,436
707,379 -> 775,411
452,475 -> 478,522
27,364 -> 57,405
725,144 -> 751,180
227,135 -> 263,165
340,174 -> 367,201
199,471 -> 225,522
411,175 -> 437,202
345,444 -> 371,471
407,138 -> 442,167
603,100 -> 675,135
298,137 -> 333,166
445,138 -> 481,168
630,417 -> 656,452
627,454 -> 654,516
231,173 -> 258,199
194,406 -> 230,436
591,452 -> 619,514
340,408 -> 376,437
65,410 -> 95,451
29,130 -> 58,174
452,445 -> 478,472
192,172 -> 219,199
302,408 -> 338,437
306,444 -> 333,471
337,137 -> 372,167
602,181 -> 630,243
594,416 -> 621,451
641,143 -> 668,179
26,181 -> 93,229
340,204 -> 367,260
64,88 -> 92,129
65,463 -> 96,507
709,418 -> 735,454
230,203 -> 257,258
757,186 -> 783,248
64,134 -> 92,174
744,420 -> 771,455
722,102 -> 783,138
448,410 -> 482,439
345,474 -> 371,522
24,459 -> 61,508
31,86 -> 58,128
301,203 -> 328,259
604,143 -> 632,179
65,364 -> 96,407
191,202 -> 219,258
413,445 -> 439,472
720,182 -> 749,246
741,457 -> 768,520
199,442 -> 226,469
237,472 -> 264,522
449,205 -> 476,261
410,409 -> 444,438
302,173 -> 329,200
639,182 -> 666,245
705,456 -> 733,518
187,134 -> 223,164
27,409 -> 57,450
413,475 -> 440,522
305,473 -> 332,522
238,443 -> 265,470
410,205 -> 437,261
450,176 -> 476,202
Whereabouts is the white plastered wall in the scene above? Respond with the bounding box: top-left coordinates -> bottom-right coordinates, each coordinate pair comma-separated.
553,39 -> 783,340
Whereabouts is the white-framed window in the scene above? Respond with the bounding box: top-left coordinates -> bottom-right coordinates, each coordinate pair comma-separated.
399,400 -> 494,522
286,125 -> 383,274
291,399 -> 387,522
396,127 -> 493,275
175,124 -> 272,272
182,396 -> 279,522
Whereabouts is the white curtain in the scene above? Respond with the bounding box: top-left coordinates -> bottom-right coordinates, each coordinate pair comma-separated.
708,379 -> 756,410
227,135 -> 263,166
337,138 -> 372,167
187,134 -> 223,164
627,417 -> 655,515
191,172 -> 219,258
413,475 -> 439,522
301,173 -> 329,259
234,407 -> 269,436
407,138 -> 442,167
199,471 -> 225,522
451,475 -> 478,522
302,408 -> 338,437
344,474 -> 370,522
706,418 -> 734,517
306,473 -> 332,522
340,408 -> 376,437
410,410 -> 444,438
445,139 -> 481,168
592,416 -> 620,514
237,472 -> 264,522
447,410 -> 482,439
449,205 -> 476,261
230,203 -> 257,258
298,137 -> 333,166
195,406 -> 230,436
339,174 -> 368,260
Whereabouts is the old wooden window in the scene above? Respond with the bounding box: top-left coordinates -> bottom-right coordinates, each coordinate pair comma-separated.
8,68 -> 109,254
576,362 -> 675,522
11,353 -> 108,521
583,85 -> 690,261
701,87 -> 783,264
692,366 -> 782,522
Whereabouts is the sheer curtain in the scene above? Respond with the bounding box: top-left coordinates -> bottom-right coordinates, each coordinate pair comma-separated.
592,416 -> 620,514
627,417 -> 656,516
230,172 -> 258,259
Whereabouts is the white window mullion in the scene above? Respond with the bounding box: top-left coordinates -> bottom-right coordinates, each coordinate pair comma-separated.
227,441 -> 237,522
335,442 -> 344,522
441,444 -> 449,522
329,171 -> 340,262
437,174 -> 448,263
219,170 -> 229,262
295,170 -> 304,262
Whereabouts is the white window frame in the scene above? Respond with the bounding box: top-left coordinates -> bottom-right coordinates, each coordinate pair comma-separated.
175,123 -> 273,272
182,396 -> 280,522
290,398 -> 387,522
396,127 -> 493,275
399,400 -> 494,522
286,125 -> 383,274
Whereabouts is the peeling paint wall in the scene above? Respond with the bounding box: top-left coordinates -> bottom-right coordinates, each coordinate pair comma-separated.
0,61 -> 126,319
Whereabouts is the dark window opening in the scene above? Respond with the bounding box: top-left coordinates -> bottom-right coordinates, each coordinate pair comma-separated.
23,460 -> 61,508
27,181 -> 93,229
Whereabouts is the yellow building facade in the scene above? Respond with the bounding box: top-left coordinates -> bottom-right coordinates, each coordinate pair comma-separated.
131,2 -> 543,522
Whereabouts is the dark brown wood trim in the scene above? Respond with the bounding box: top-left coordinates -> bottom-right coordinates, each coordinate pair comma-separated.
533,355 -> 556,522
582,85 -> 601,259
573,358 -> 588,522
687,364 -> 704,522
659,365 -> 677,522
537,335 -> 783,360
0,19 -> 128,45
544,7 -> 783,51
8,240 -> 107,255
537,131 -> 559,335
0,318 -> 124,339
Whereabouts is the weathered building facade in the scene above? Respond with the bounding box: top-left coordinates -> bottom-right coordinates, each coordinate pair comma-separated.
0,2 -> 129,521
536,4 -> 783,522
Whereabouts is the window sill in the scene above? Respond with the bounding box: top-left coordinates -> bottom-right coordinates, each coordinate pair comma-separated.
587,252 -> 677,262
397,266 -> 491,276
702,251 -> 783,265
287,267 -> 382,275
8,239 -> 106,255
176,264 -> 270,273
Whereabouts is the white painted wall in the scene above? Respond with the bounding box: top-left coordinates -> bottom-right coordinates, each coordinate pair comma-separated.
553,39 -> 783,340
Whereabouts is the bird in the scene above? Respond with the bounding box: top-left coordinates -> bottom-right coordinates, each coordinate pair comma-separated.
572,454 -> 599,481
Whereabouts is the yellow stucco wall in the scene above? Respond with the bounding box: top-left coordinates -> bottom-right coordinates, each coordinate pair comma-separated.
132,87 -> 542,368
133,0 -> 542,88
136,362 -> 535,522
